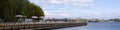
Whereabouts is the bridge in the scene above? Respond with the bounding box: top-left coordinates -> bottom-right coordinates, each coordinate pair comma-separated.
0,22 -> 87,30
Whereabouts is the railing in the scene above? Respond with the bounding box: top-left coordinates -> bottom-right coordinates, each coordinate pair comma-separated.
0,22 -> 87,30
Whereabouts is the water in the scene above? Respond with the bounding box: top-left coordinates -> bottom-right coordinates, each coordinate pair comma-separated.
52,22 -> 120,30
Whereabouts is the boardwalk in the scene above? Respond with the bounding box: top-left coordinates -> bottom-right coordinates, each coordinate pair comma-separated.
0,22 -> 87,30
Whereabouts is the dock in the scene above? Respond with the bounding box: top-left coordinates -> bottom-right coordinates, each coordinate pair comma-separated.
0,22 -> 87,30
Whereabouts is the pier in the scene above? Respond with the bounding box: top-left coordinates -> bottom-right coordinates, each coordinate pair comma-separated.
0,22 -> 87,30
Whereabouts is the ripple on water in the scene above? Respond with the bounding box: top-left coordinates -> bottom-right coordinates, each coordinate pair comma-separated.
52,22 -> 120,30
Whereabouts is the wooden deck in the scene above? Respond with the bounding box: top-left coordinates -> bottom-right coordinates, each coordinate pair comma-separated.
0,22 -> 87,30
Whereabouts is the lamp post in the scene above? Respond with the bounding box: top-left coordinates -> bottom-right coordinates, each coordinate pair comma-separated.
15,15 -> 24,23
31,16 -> 38,23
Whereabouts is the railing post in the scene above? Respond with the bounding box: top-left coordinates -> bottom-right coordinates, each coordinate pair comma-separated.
18,26 -> 20,29
10,26 -> 13,30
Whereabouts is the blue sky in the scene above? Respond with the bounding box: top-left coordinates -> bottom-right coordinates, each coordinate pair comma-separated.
29,0 -> 120,19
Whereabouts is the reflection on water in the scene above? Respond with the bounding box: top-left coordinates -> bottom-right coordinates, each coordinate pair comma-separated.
51,22 -> 120,30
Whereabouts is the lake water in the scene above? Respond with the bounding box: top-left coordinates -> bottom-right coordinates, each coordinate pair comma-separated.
52,22 -> 120,30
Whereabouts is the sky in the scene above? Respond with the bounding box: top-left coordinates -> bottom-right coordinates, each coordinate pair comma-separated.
29,0 -> 120,19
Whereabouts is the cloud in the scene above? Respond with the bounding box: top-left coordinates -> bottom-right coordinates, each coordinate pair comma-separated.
75,0 -> 95,3
49,0 -> 95,4
59,13 -> 69,16
78,4 -> 95,8
29,0 -> 96,8
44,11 -> 70,18
49,0 -> 95,5
29,0 -> 96,18
50,0 -> 63,4
71,0 -> 93,3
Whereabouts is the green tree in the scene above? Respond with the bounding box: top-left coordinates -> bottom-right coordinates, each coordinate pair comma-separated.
0,0 -> 44,22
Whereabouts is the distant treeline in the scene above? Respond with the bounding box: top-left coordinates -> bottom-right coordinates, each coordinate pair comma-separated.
0,0 -> 44,22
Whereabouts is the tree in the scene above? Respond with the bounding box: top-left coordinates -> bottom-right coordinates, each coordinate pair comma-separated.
0,0 -> 44,22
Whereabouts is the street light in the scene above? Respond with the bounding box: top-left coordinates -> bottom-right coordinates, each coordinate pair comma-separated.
15,15 -> 24,23
31,16 -> 38,23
